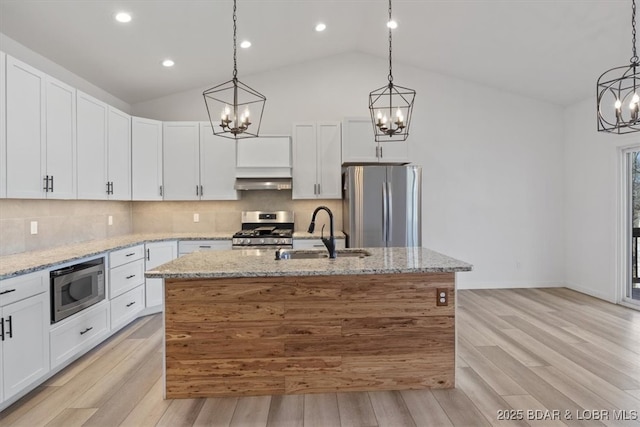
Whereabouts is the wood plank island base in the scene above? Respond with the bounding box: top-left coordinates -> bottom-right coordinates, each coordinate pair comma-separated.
147,247 -> 472,399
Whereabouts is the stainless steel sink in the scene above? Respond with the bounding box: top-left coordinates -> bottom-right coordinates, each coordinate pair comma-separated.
275,249 -> 371,260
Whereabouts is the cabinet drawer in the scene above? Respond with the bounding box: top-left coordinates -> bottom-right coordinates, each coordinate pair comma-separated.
109,259 -> 145,299
178,240 -> 231,255
0,270 -> 48,307
109,245 -> 144,268
111,285 -> 144,331
50,302 -> 109,369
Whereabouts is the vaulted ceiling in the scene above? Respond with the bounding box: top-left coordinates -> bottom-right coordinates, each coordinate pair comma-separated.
0,0 -> 634,106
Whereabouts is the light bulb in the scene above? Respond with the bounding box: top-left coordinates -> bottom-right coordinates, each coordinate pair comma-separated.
115,12 -> 132,23
396,108 -> 402,118
315,23 -> 326,32
615,99 -> 622,110
382,114 -> 388,124
631,93 -> 640,108
387,20 -> 398,29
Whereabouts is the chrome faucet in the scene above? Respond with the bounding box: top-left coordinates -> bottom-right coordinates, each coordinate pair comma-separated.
308,206 -> 336,258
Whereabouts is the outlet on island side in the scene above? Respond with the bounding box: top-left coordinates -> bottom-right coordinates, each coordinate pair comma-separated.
30,221 -> 38,235
193,213 -> 200,223
436,288 -> 448,306
108,215 -> 113,226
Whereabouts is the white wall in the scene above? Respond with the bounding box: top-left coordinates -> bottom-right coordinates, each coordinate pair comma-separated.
564,97 -> 639,302
0,33 -> 131,113
134,52 -> 566,289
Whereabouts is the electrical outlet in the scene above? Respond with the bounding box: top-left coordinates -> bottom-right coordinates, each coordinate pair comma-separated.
30,221 -> 38,235
436,288 -> 448,306
108,215 -> 113,226
193,213 -> 200,223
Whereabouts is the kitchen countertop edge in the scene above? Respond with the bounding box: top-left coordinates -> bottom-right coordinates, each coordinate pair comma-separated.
146,247 -> 473,279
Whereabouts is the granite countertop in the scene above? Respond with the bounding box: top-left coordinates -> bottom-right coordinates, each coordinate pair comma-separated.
0,231 -> 349,280
146,247 -> 472,279
0,232 -> 234,280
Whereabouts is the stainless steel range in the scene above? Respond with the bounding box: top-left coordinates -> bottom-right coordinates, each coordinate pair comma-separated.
232,211 -> 294,249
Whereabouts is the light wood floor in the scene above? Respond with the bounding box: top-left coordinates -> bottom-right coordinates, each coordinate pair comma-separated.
1,288 -> 639,427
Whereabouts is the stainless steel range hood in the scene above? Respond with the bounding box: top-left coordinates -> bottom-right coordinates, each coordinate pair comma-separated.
234,178 -> 292,191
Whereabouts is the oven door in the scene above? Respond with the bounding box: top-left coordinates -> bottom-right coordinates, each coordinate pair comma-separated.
51,264 -> 105,323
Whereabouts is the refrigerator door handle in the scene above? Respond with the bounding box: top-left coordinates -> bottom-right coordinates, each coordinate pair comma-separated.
386,181 -> 393,245
382,182 -> 388,245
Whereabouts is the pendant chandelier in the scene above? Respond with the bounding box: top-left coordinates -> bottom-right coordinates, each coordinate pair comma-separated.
203,0 -> 266,139
368,0 -> 416,142
597,0 -> 639,134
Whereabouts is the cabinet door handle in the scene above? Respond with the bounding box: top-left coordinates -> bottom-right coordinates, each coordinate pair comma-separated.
1,316 -> 4,341
43,175 -> 49,192
0,289 -> 16,295
126,274 -> 136,279
110,182 -> 114,194
126,301 -> 136,307
199,245 -> 211,249
380,146 -> 383,158
200,185 -> 203,196
317,183 -> 321,194
125,252 -> 136,257
375,146 -> 379,158
5,316 -> 12,339
80,326 -> 93,336
196,185 -> 199,196
159,185 -> 163,197
106,182 -> 110,195
146,248 -> 150,261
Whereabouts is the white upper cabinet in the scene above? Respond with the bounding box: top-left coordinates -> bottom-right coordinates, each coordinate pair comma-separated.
161,122 -> 239,201
5,56 -> 76,199
107,107 -> 131,200
76,91 -> 108,199
132,117 -> 163,200
44,78 -> 77,199
77,93 -> 132,200
341,117 -> 409,164
162,122 -> 200,200
0,52 -> 6,199
6,56 -> 45,199
199,123 -> 238,200
292,121 -> 341,199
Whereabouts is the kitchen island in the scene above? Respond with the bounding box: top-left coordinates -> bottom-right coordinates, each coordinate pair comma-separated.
146,247 -> 472,398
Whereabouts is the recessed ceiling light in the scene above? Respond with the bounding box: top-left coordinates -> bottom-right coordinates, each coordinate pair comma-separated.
387,20 -> 398,29
162,59 -> 175,67
240,40 -> 251,49
115,12 -> 132,23
315,23 -> 326,32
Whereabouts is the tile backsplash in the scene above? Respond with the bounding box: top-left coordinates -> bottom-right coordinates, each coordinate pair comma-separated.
0,192 -> 343,256
0,199 -> 133,256
132,191 -> 342,234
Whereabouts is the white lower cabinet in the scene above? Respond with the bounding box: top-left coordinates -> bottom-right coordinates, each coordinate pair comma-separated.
145,241 -> 177,308
293,239 -> 346,250
109,245 -> 145,299
110,285 -> 144,331
49,301 -> 109,370
0,271 -> 49,404
178,240 -> 232,256
0,272 -> 50,402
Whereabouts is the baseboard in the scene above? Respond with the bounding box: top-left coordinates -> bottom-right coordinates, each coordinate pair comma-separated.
564,281 -> 616,303
456,280 -> 562,290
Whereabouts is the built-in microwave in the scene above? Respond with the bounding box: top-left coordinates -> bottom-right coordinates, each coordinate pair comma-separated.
50,258 -> 105,324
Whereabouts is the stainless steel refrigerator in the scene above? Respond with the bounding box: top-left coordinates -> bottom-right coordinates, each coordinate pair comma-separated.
342,165 -> 422,248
